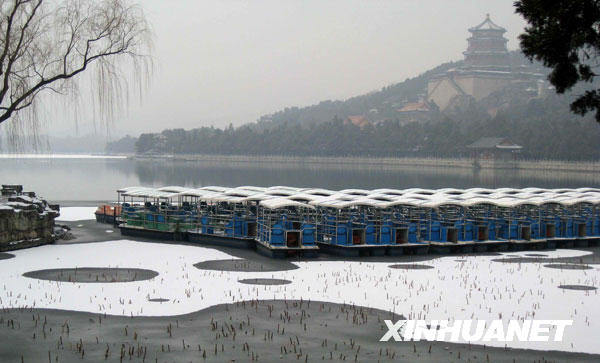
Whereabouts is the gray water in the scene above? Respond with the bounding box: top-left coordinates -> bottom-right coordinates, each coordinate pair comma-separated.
2,156 -> 600,202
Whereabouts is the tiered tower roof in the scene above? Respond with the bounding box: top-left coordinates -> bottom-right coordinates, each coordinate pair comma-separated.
463,14 -> 510,71
469,14 -> 507,32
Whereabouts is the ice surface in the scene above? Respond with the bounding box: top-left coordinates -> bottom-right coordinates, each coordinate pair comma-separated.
55,207 -> 97,221
0,154 -> 126,159
0,240 -> 598,353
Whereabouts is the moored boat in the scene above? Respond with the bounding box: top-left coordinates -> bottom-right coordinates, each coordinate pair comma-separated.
105,185 -> 600,258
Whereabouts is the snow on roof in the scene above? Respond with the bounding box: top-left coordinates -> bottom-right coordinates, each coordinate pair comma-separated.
371,188 -> 405,196
199,186 -> 231,193
350,198 -> 389,208
465,188 -> 496,195
576,187 -> 600,193
121,189 -> 178,199
467,137 -> 520,149
237,186 -> 267,192
379,197 -> 429,208
339,189 -> 371,196
287,193 -> 328,203
436,188 -> 466,195
239,193 -> 275,202
259,198 -> 314,210
421,198 -> 466,209
558,197 -> 598,207
310,198 -> 385,209
469,14 -> 506,32
365,193 -> 396,202
303,188 -> 336,196
265,189 -> 298,197
224,188 -> 262,197
178,189 -> 212,197
395,193 -> 431,201
198,192 -> 228,202
116,186 -> 600,208
460,197 -> 503,207
117,186 -> 153,193
267,186 -> 305,192
157,186 -> 193,193
493,197 -> 537,208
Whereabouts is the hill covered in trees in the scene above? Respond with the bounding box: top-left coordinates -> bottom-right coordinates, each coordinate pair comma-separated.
252,60 -> 459,130
107,51 -> 600,160
254,51 -> 544,129
124,91 -> 599,160
104,135 -> 136,154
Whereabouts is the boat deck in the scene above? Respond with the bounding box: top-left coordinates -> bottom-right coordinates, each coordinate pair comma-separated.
116,223 -> 599,259
255,240 -> 319,258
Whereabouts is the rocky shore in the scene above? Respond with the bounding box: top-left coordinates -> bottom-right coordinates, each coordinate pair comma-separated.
0,185 -> 60,252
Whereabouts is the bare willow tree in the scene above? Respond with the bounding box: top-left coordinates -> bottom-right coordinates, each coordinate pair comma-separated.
0,0 -> 152,145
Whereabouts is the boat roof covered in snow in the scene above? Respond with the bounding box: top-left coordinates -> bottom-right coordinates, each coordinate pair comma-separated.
117,186 -> 600,208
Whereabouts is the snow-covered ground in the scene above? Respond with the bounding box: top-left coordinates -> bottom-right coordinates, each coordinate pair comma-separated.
0,154 -> 126,159
55,207 -> 97,221
0,240 -> 598,353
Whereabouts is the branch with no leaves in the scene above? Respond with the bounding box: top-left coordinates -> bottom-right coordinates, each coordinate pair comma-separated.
0,0 -> 153,137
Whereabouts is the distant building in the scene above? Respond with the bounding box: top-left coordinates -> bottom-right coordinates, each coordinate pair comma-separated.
467,137 -> 522,162
463,15 -> 510,71
397,102 -> 430,113
396,101 -> 431,124
344,115 -> 371,128
427,15 -> 543,111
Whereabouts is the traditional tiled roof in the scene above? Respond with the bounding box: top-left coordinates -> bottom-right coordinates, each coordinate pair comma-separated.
469,14 -> 506,32
467,137 -> 521,149
397,102 -> 430,112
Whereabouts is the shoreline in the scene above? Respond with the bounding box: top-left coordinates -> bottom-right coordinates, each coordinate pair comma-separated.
130,153 -> 600,174
1,152 -> 598,174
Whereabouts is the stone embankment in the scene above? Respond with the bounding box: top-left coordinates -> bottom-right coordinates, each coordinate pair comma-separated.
0,185 -> 60,251
132,154 -> 600,173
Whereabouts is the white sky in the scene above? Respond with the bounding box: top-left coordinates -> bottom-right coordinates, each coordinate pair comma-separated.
45,0 -> 527,137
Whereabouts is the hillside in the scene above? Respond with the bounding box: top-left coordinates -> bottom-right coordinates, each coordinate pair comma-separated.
255,61 -> 459,129
254,51 -> 546,129
107,51 -> 600,161
126,90 -> 599,160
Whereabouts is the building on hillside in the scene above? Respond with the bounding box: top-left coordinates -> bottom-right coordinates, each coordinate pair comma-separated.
427,15 -> 544,111
344,115 -> 371,128
395,101 -> 431,124
467,137 -> 522,165
397,102 -> 430,113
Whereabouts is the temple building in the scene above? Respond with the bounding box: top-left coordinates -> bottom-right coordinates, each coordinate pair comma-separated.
427,15 -> 542,111
463,14 -> 510,71
467,137 -> 522,164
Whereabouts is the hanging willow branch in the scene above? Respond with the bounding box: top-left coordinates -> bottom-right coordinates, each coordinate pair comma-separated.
0,0 -> 153,141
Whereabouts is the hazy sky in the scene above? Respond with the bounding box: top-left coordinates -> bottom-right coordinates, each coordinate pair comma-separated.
46,0 -> 527,138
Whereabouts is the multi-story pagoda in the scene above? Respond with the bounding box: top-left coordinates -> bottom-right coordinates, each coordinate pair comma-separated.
463,14 -> 510,71
427,15 -> 542,111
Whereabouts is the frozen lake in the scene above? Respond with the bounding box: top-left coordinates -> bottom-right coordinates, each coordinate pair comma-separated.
2,240 -> 598,353
1,155 -> 600,201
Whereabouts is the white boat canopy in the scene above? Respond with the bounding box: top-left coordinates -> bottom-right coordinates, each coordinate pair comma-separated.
259,198 -> 315,210
116,186 -> 600,208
